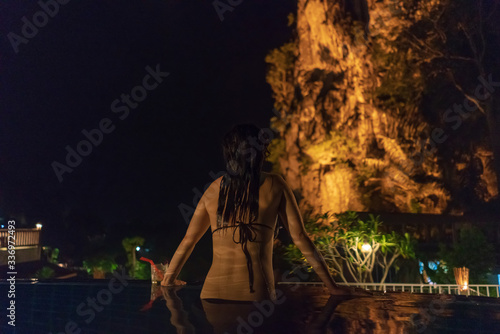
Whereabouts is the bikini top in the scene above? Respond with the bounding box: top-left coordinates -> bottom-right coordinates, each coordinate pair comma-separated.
212,221 -> 275,294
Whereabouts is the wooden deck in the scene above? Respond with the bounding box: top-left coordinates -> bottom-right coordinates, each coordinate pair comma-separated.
0,228 -> 42,266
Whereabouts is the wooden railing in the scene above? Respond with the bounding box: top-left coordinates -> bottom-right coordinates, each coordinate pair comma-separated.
0,228 -> 41,247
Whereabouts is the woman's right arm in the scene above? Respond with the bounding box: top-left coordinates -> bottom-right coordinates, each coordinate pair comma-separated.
275,174 -> 339,293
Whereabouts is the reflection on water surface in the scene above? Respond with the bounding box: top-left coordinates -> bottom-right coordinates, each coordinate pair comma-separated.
157,284 -> 500,334
1,282 -> 499,333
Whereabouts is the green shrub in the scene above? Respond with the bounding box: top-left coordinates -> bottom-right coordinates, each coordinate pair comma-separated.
83,255 -> 118,276
35,266 -> 55,279
426,226 -> 496,284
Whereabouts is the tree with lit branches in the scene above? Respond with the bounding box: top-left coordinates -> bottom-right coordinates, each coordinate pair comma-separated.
284,211 -> 415,284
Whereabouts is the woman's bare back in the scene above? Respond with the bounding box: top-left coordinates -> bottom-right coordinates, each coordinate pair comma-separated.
162,170 -> 351,300
200,172 -> 282,302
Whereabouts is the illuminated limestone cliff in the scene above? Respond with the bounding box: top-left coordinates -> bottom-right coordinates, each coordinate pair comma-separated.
266,0 -> 498,215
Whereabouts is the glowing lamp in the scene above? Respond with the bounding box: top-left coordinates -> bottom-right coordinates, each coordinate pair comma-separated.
453,267 -> 469,292
36,223 -> 43,230
361,242 -> 372,253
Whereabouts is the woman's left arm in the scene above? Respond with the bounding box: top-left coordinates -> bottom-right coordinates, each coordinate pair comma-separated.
161,192 -> 211,286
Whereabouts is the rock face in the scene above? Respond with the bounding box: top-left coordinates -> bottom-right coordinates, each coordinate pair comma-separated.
265,0 -> 497,216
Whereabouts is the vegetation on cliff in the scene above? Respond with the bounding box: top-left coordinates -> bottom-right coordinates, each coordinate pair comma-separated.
265,0 -> 499,215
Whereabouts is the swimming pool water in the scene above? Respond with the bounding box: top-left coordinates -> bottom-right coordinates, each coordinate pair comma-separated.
1,280 -> 500,334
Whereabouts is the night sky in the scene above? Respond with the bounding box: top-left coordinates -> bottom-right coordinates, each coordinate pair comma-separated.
0,0 -> 295,260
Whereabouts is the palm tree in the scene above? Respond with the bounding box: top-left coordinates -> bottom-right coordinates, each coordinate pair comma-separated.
122,236 -> 144,278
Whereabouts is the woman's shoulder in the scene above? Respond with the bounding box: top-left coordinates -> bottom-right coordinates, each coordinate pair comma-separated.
263,172 -> 284,182
262,172 -> 287,190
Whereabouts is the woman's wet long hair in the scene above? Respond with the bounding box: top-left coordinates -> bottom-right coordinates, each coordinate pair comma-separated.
216,124 -> 271,228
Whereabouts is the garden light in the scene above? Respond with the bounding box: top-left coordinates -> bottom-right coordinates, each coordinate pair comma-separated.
361,242 -> 372,253
453,267 -> 469,291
